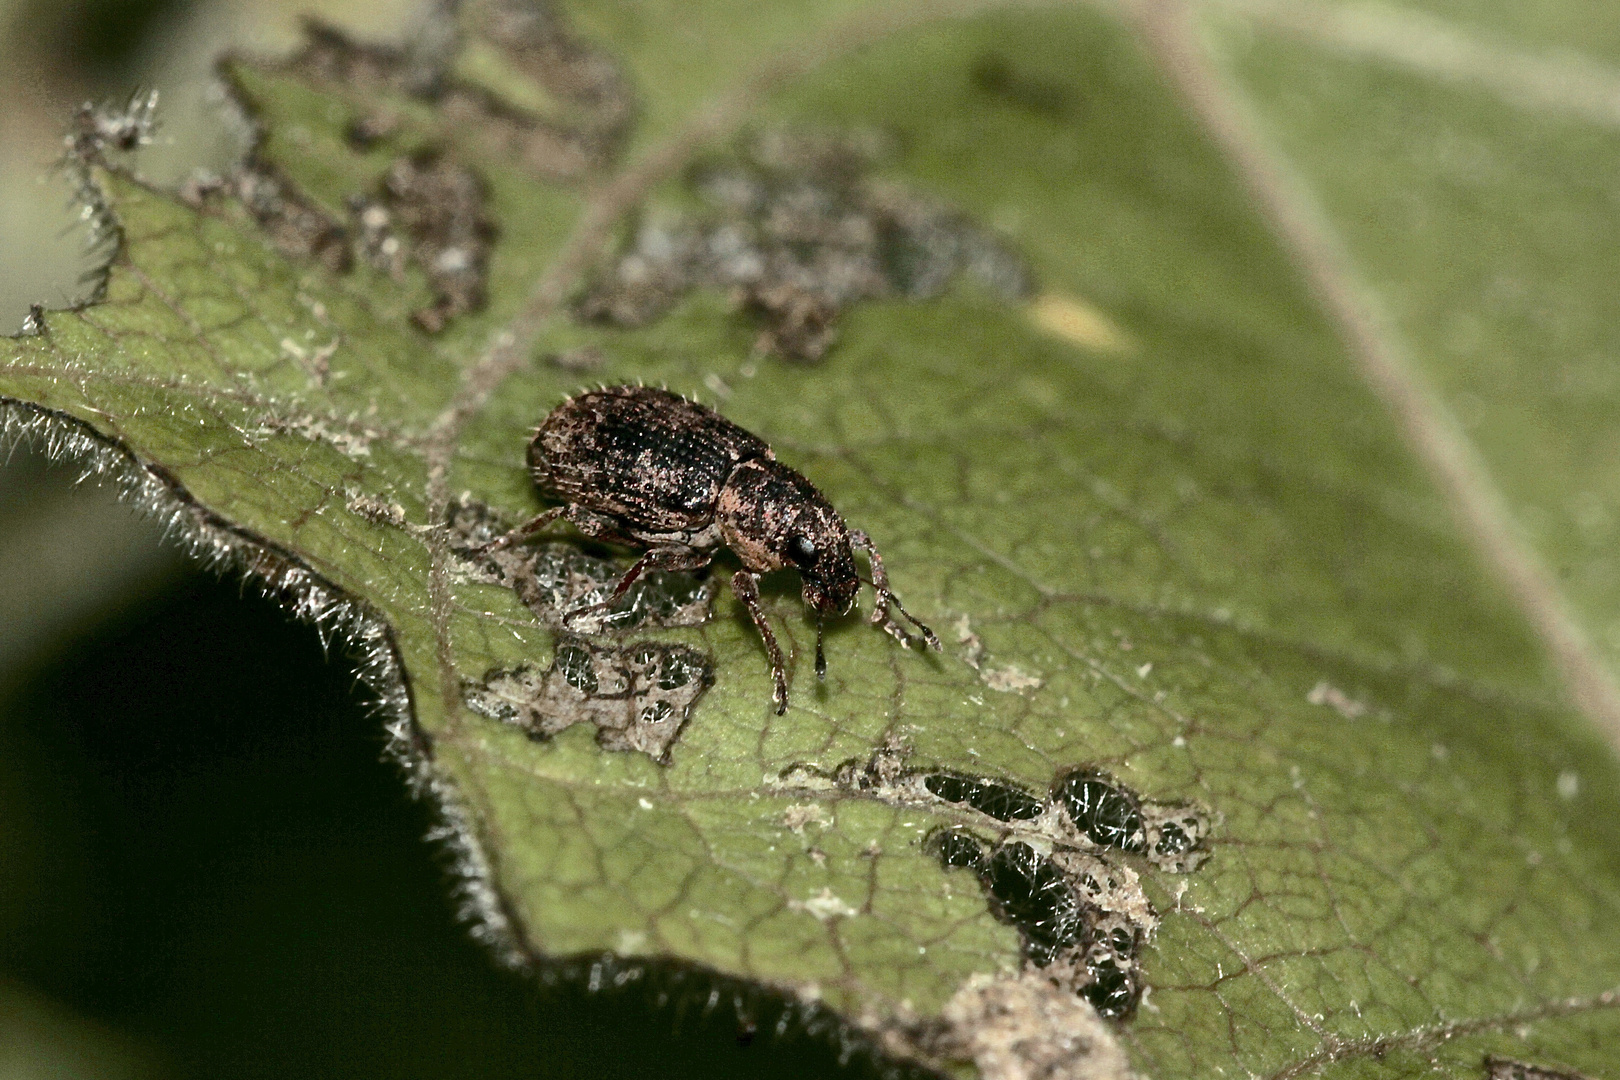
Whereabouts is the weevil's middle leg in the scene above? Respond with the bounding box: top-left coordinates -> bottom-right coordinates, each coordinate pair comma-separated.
563,546 -> 712,624
731,569 -> 788,714
851,529 -> 941,651
470,505 -> 566,556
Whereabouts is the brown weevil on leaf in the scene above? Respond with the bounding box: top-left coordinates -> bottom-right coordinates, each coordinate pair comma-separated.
478,384 -> 940,713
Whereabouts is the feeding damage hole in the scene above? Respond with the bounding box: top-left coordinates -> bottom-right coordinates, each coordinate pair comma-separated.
451,497 -> 716,764
448,495 -> 715,634
463,637 -> 712,763
286,1 -> 635,177
783,743 -> 1215,1020
182,150 -> 495,335
349,153 -> 496,332
578,129 -> 1033,361
164,0 -> 636,337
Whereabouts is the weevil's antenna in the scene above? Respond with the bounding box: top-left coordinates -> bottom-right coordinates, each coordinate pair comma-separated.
815,614 -> 827,680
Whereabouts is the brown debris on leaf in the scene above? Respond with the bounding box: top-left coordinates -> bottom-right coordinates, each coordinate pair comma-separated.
934,972 -> 1137,1080
467,0 -> 637,155
184,147 -> 493,332
350,153 -> 496,332
448,495 -> 714,633
215,163 -> 353,274
1485,1057 -> 1595,1080
193,1 -> 636,335
463,638 -> 712,762
577,130 -> 1034,361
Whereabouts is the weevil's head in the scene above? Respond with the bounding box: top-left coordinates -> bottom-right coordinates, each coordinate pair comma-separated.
717,459 -> 860,616
783,517 -> 859,617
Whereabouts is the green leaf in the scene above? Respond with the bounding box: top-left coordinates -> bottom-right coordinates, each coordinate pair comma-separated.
5,1 -> 1620,1077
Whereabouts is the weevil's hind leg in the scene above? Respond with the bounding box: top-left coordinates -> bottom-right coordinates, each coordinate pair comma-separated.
850,529 -> 942,652
732,569 -> 788,714
470,505 -> 566,556
563,546 -> 712,624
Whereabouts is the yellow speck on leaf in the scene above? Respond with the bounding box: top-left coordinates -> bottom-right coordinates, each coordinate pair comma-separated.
1028,292 -> 1132,352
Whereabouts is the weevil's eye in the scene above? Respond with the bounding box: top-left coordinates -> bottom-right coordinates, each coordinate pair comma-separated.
786,534 -> 818,568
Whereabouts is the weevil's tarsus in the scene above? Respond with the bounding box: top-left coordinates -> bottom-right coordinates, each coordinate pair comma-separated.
472,504 -> 565,556
851,528 -> 939,652
732,569 -> 788,714
563,545 -> 712,626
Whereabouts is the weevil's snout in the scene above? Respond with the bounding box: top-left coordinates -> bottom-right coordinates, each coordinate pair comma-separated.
801,572 -> 858,617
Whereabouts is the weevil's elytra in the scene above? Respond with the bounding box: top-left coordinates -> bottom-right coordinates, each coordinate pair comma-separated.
481,385 -> 941,713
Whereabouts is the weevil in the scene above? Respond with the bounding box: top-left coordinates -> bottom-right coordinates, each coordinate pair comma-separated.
477,385 -> 940,713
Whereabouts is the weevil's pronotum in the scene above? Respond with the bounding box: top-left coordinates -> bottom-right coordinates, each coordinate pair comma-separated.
477,385 -> 940,713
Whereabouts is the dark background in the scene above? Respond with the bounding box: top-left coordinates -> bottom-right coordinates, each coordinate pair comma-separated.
0,1 -> 900,1076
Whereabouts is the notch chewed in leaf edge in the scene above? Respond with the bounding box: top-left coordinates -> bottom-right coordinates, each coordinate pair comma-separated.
167,0 -> 638,338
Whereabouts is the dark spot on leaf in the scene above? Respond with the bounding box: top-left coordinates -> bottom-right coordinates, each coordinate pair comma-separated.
970,53 -> 1080,119
925,827 -> 985,871
657,651 -> 703,690
1154,820 -> 1190,857
462,636 -> 712,764
1139,806 -> 1216,873
1054,770 -> 1144,852
1078,953 -> 1135,1019
984,842 -> 1088,966
923,771 -> 1045,821
555,640 -> 598,693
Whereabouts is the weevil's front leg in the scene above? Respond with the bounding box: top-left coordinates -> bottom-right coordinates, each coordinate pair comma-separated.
850,529 -> 941,652
731,569 -> 788,715
470,505 -> 566,556
563,546 -> 713,623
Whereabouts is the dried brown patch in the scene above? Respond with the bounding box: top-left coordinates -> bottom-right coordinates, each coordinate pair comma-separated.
279,3 -> 632,181
467,0 -> 637,154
